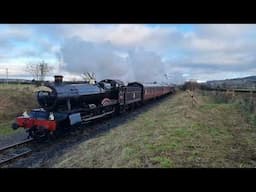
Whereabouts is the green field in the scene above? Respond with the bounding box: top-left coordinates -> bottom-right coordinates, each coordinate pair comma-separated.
0,84 -> 37,135
52,90 -> 256,168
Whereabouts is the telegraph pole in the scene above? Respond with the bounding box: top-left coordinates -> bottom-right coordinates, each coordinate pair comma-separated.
6,68 -> 8,85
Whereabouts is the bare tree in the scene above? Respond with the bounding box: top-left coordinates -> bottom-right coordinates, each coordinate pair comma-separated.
81,72 -> 96,84
26,60 -> 53,82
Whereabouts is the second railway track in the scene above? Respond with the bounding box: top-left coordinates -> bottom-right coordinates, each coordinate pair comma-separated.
0,138 -> 34,167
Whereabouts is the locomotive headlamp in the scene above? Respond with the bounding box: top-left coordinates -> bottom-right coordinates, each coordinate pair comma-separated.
22,111 -> 29,117
49,112 -> 55,120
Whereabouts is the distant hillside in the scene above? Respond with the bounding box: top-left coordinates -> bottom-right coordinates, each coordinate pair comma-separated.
208,75 -> 256,82
203,76 -> 256,89
0,79 -> 32,84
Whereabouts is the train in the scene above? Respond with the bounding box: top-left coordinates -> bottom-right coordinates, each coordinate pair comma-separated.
12,75 -> 175,140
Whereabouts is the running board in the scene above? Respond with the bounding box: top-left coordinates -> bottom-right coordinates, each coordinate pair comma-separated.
81,110 -> 115,123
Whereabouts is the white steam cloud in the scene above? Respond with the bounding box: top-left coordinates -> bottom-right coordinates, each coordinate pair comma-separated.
60,37 -> 183,84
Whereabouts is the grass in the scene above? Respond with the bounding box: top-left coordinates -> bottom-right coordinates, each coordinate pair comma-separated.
0,83 -> 33,90
52,90 -> 256,168
204,90 -> 256,127
0,121 -> 23,135
0,84 -> 37,135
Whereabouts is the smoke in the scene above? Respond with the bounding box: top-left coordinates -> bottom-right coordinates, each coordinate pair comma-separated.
60,36 -> 184,84
61,37 -> 127,80
127,48 -> 165,82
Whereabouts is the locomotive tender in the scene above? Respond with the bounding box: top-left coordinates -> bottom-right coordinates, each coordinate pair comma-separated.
12,75 -> 175,140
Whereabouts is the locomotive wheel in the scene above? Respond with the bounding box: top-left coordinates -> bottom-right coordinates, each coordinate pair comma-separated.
52,128 -> 63,138
47,131 -> 57,141
29,126 -> 49,142
12,122 -> 19,130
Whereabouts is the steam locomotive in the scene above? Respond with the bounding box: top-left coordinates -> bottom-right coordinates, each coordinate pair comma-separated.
12,75 -> 175,140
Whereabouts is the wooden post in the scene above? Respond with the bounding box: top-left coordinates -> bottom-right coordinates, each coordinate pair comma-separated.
232,89 -> 235,97
187,90 -> 198,107
250,90 -> 253,105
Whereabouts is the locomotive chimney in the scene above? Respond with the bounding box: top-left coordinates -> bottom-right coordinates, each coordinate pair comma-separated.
54,75 -> 63,85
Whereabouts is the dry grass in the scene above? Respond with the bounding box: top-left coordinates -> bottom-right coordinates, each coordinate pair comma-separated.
0,84 -> 38,135
52,90 -> 256,168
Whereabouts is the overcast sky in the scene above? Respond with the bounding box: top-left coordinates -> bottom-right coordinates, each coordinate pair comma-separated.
0,24 -> 256,84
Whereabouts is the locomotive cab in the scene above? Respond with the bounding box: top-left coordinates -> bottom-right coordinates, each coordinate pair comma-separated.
37,90 -> 56,108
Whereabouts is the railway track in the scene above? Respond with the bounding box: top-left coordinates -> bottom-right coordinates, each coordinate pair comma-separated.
0,138 -> 34,167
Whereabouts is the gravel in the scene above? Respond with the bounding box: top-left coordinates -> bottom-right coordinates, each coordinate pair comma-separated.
0,129 -> 29,147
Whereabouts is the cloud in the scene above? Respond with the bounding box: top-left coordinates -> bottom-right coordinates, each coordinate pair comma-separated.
194,24 -> 255,39
126,48 -> 166,82
60,36 -> 184,83
1,24 -> 256,83
61,37 -> 127,80
62,24 -> 183,55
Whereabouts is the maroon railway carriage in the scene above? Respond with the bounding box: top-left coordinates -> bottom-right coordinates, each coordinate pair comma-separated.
127,82 -> 175,102
143,83 -> 174,101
